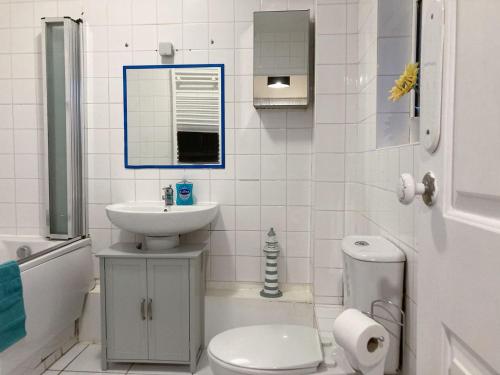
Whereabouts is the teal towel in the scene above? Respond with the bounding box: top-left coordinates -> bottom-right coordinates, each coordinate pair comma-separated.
0,261 -> 26,352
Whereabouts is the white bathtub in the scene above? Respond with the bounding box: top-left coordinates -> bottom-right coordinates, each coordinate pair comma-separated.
0,236 -> 94,375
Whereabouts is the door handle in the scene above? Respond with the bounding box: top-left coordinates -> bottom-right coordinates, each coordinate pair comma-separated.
140,298 -> 146,320
147,298 -> 152,320
397,171 -> 438,207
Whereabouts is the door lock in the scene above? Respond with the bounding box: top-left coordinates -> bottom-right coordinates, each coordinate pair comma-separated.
398,172 -> 438,207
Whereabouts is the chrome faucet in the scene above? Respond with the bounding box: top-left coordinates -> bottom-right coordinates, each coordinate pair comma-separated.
162,185 -> 174,207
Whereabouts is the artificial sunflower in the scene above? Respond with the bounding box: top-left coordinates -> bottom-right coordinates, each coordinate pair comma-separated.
388,63 -> 419,102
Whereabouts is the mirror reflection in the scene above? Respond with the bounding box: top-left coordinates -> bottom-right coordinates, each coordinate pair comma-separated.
253,10 -> 310,108
375,0 -> 420,149
124,64 -> 225,168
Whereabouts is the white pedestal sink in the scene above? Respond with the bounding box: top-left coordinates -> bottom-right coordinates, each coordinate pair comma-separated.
105,201 -> 218,250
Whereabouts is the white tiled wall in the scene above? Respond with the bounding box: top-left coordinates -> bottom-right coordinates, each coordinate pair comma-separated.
343,0 -> 418,373
0,0 -> 43,236
0,0 -> 316,285
311,0 -> 357,306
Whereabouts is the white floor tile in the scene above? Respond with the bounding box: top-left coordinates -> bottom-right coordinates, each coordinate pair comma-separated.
44,346 -> 356,375
128,363 -> 191,374
65,344 -> 130,373
318,345 -> 356,375
49,342 -> 89,371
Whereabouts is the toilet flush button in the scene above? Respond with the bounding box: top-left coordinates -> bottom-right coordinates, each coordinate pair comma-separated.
398,172 -> 438,207
354,240 -> 369,247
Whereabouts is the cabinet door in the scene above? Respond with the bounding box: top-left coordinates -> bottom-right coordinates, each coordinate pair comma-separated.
147,259 -> 190,361
105,258 -> 148,360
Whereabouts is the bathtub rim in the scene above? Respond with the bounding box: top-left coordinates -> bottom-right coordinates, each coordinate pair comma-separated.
18,237 -> 91,272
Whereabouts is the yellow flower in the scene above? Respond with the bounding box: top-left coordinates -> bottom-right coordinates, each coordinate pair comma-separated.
388,63 -> 419,102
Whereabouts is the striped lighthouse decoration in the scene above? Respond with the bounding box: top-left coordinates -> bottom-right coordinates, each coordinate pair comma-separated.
260,228 -> 283,298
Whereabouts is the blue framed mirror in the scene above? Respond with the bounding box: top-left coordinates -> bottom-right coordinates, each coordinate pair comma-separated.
123,64 -> 225,169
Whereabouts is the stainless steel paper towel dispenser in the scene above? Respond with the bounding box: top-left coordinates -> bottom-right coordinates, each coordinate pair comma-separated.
253,10 -> 310,109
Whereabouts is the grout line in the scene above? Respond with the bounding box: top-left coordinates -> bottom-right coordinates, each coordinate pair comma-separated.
55,342 -> 90,373
283,109 -> 288,284
9,47 -> 17,235
342,0 -> 348,243
124,361 -> 132,374
230,6 -> 236,282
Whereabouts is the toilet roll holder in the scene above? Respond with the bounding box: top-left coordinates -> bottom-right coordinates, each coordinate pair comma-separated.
363,299 -> 406,362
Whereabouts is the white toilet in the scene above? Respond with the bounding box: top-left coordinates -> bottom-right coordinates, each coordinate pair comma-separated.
207,236 -> 405,375
208,325 -> 323,375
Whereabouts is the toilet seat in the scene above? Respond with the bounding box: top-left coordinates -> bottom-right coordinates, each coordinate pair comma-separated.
208,353 -> 320,375
207,325 -> 323,375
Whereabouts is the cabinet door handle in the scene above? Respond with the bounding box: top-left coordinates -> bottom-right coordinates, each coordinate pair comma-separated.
147,298 -> 152,320
140,298 -> 146,320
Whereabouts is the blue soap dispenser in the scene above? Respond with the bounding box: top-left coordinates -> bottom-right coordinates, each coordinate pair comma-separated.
176,179 -> 194,205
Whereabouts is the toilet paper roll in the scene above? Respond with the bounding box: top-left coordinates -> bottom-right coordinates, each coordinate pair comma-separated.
332,308 -> 389,369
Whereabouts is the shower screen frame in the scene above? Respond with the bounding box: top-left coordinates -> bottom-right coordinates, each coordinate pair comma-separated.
41,17 -> 87,240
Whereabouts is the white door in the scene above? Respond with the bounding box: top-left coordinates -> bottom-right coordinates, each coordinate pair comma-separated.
417,0 -> 500,373
147,259 -> 190,362
105,258 -> 148,360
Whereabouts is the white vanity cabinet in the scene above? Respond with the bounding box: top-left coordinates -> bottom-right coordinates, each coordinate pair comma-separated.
97,243 -> 205,372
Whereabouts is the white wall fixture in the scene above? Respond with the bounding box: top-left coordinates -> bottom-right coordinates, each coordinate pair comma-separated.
158,42 -> 174,57
420,0 -> 444,153
105,201 -> 218,250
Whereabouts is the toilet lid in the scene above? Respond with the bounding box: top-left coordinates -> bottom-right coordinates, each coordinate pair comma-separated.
342,235 -> 406,262
208,325 -> 323,371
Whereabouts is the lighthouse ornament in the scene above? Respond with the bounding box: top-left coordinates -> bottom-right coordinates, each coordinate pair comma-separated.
260,228 -> 283,298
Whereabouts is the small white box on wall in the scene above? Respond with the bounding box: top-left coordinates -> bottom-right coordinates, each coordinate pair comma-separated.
158,42 -> 174,56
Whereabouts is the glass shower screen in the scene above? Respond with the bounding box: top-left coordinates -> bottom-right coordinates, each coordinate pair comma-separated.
42,17 -> 85,239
